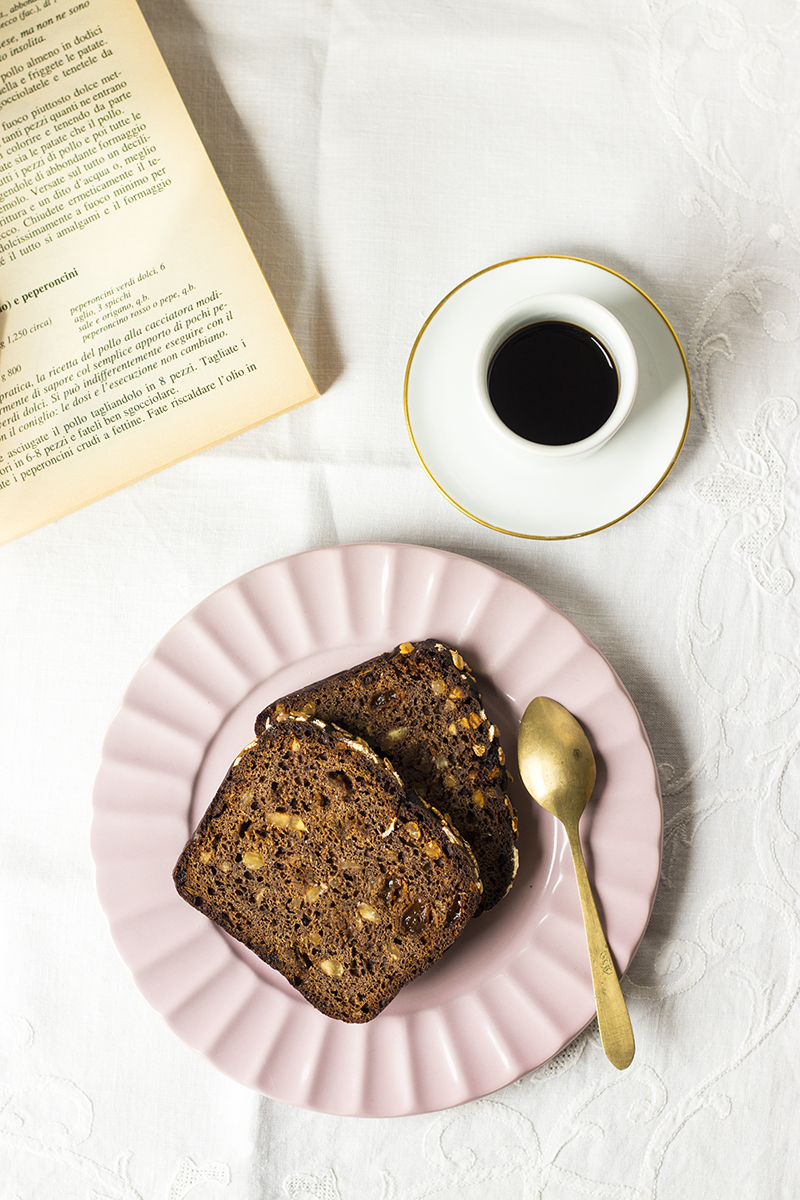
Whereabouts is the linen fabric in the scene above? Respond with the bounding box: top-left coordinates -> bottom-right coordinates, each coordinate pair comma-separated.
2,0 -> 798,1196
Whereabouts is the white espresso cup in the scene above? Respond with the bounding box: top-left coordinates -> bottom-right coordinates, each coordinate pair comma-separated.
474,292 -> 638,462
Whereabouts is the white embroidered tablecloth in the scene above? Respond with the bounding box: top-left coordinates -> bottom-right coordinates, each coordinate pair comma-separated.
2,0 -> 799,1196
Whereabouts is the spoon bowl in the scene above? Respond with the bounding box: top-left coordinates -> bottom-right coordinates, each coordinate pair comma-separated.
518,694 -> 597,824
518,696 -> 635,1070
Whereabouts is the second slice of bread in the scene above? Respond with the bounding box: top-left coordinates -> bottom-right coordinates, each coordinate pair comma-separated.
255,640 -> 518,912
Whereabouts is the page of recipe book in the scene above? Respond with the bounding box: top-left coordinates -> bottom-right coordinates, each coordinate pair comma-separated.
0,0 -> 319,545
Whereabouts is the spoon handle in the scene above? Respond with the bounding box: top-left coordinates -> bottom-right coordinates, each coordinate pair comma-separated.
565,822 -> 635,1070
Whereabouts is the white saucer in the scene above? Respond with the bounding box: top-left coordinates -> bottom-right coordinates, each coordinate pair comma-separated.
404,256 -> 691,539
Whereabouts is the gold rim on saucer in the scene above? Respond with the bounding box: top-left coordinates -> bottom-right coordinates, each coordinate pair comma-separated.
404,254 -> 692,540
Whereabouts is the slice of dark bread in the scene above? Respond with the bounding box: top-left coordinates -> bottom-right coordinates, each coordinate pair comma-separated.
173,715 -> 482,1023
255,640 -> 518,913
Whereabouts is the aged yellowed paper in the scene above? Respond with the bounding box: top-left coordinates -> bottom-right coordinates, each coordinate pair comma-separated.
0,0 -> 318,544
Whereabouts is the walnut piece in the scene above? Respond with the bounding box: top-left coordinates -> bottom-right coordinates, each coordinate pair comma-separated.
320,959 -> 345,978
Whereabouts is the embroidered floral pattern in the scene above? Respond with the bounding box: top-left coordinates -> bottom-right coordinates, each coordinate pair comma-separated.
0,1015 -> 230,1200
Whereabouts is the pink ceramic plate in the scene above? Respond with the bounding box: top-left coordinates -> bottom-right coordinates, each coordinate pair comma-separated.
91,543 -> 662,1116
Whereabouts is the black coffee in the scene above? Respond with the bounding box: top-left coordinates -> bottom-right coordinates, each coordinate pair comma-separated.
487,320 -> 618,445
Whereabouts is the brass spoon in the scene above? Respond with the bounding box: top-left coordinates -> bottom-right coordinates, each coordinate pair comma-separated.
518,696 -> 635,1070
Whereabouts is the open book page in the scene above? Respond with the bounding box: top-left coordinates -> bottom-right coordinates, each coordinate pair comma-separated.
0,0 -> 318,545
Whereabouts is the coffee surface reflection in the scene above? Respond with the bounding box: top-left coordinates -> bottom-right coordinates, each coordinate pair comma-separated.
487,320 -> 619,446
